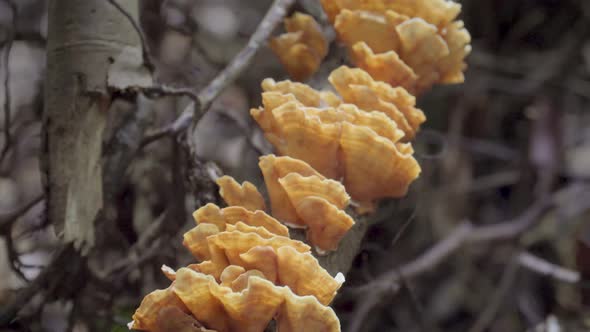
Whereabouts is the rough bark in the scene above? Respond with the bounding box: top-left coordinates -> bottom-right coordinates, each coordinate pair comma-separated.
44,0 -> 140,252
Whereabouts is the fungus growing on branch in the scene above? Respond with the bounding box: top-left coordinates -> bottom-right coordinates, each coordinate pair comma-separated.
216,176 -> 266,212
339,122 -> 421,209
192,203 -> 289,237
132,1 -> 472,330
259,154 -> 325,225
132,267 -> 341,332
252,75 -> 422,209
269,12 -> 328,81
323,0 -> 471,93
328,66 -> 425,140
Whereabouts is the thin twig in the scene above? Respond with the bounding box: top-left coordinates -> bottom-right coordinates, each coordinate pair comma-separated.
346,187 -> 569,332
141,0 -> 296,146
140,84 -> 199,102
467,257 -> 520,332
106,0 -> 154,71
0,0 -> 16,165
0,194 -> 44,234
390,209 -> 416,247
517,251 -> 580,283
0,245 -> 81,325
0,193 -> 45,283
400,276 -> 442,332
4,233 -> 28,281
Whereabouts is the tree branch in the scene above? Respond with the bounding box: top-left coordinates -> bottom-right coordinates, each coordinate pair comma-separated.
0,194 -> 44,234
141,0 -> 296,146
517,251 -> 580,283
345,185 -> 577,332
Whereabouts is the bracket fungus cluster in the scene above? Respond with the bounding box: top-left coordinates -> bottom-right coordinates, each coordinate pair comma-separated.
132,1 -> 470,331
131,158 -> 350,331
251,69 -> 422,211
324,0 -> 472,94
270,1 -> 471,95
131,170 -> 346,332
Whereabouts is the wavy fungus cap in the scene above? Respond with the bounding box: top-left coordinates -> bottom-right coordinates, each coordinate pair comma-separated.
326,0 -> 471,93
340,122 -> 421,208
216,176 -> 266,212
189,226 -> 311,279
260,101 -> 342,179
238,245 -> 344,304
321,0 -> 461,27
259,154 -> 325,226
130,286 -> 190,331
329,66 -> 425,140
278,173 -> 354,253
192,203 -> 289,237
269,12 -> 328,81
158,268 -> 341,332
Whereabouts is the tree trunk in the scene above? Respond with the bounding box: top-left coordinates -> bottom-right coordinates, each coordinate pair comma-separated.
44,0 -> 140,252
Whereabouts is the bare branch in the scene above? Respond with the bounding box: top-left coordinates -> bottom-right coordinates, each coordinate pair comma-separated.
0,245 -> 83,325
517,251 -> 580,283
141,0 -> 296,146
345,186 -> 574,332
467,258 -> 520,332
0,194 -> 44,234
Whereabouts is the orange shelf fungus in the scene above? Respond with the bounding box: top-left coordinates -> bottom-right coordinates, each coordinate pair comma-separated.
183,223 -> 220,261
210,244 -> 344,305
278,173 -> 354,253
192,203 -> 289,237
321,0 -> 461,28
216,176 -> 266,212
255,68 -> 424,141
130,287 -> 190,332
189,227 -> 311,279
264,102 -> 342,179
329,66 -> 425,140
251,76 -> 422,209
260,78 -> 340,108
155,306 -> 217,332
350,41 -> 418,90
323,0 -> 471,94
259,154 -> 324,226
132,1 -> 471,330
270,12 -> 328,81
173,268 -> 283,332
340,122 -> 421,210
132,268 -> 340,332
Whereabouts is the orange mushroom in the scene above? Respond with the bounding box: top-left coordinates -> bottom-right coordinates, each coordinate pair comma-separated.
259,154 -> 325,226
192,203 -> 289,237
340,122 -> 421,209
130,286 -> 190,331
329,66 -> 425,140
324,1 -> 470,93
269,12 -> 328,81
176,268 -> 341,332
216,176 -> 266,212
188,227 -> 310,279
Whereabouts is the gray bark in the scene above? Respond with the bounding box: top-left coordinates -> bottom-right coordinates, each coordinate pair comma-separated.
44,0 -> 140,252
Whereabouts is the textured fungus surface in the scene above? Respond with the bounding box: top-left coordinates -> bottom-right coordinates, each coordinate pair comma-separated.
325,0 -> 471,93
216,176 -> 266,212
269,12 -> 328,81
132,1 -> 471,330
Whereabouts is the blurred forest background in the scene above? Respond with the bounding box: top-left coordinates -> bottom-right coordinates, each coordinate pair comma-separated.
1,0 -> 590,331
